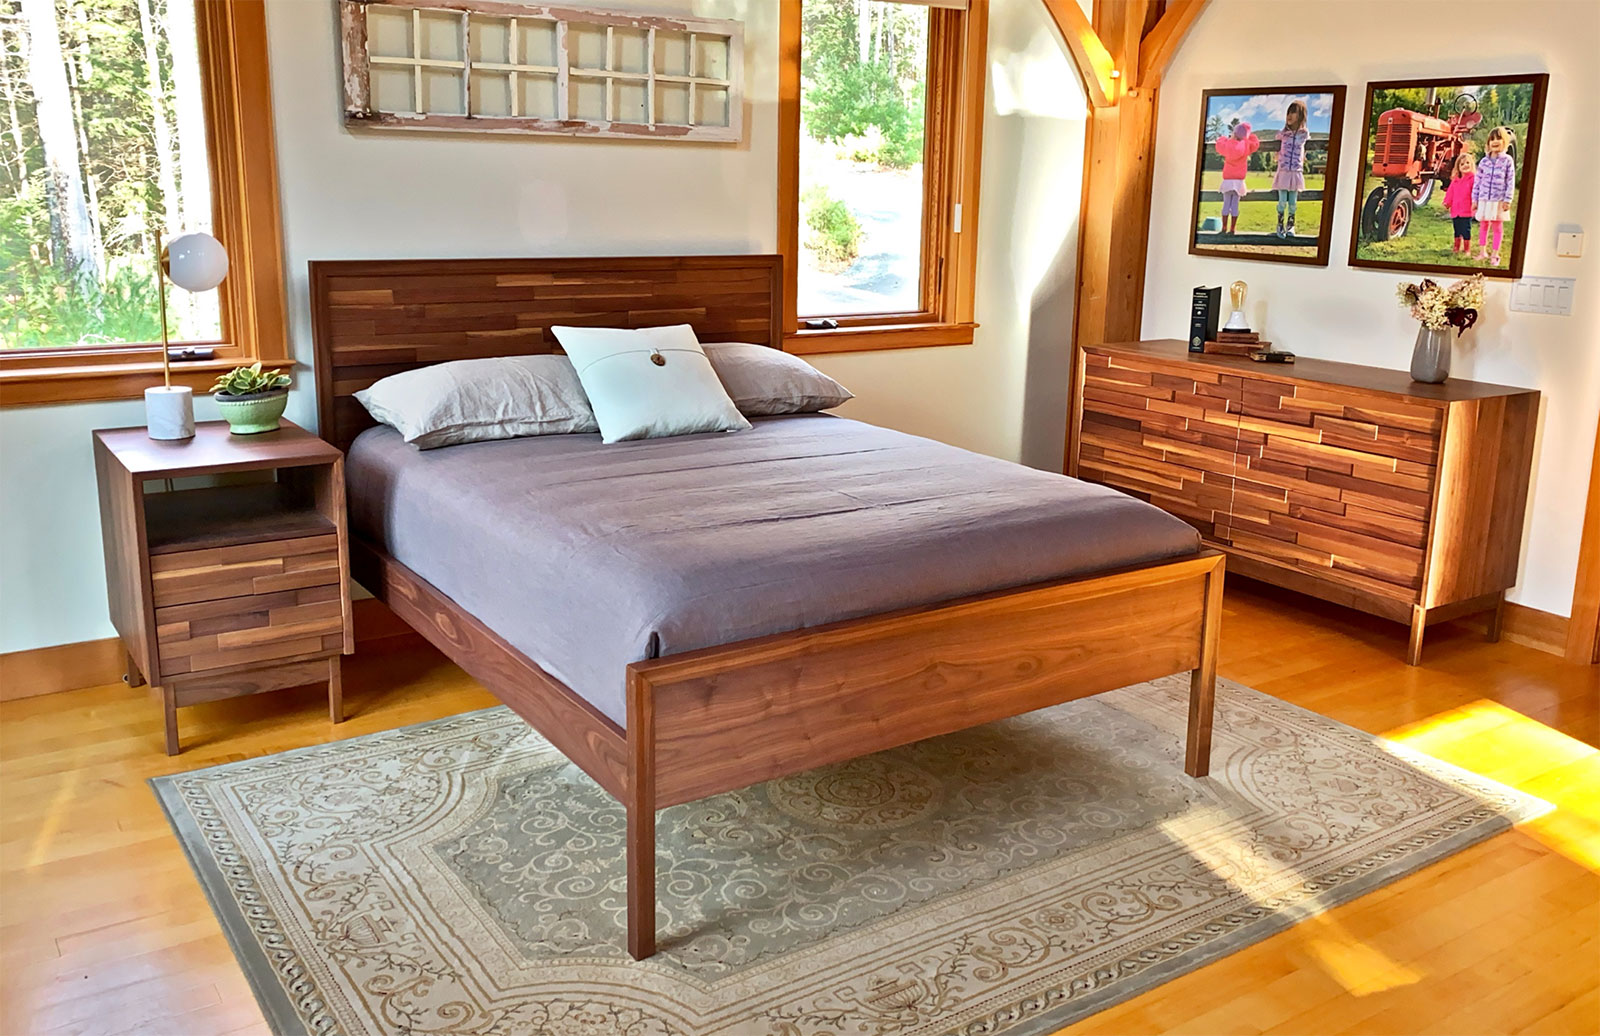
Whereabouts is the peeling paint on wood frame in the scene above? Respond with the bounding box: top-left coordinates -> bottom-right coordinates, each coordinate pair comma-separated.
338,0 -> 744,143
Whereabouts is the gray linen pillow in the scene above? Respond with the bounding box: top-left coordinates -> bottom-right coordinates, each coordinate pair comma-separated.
704,342 -> 854,416
354,354 -> 598,449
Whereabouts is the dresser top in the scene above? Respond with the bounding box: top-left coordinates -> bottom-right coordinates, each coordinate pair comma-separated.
1092,340 -> 1538,403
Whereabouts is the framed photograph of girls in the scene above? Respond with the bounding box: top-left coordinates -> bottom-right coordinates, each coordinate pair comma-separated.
1347,74 -> 1549,278
1188,85 -> 1347,266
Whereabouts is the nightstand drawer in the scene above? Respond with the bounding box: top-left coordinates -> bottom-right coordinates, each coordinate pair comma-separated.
150,534 -> 340,607
155,583 -> 345,676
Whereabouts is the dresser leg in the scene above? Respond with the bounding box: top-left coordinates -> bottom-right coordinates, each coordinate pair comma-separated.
327,657 -> 344,724
160,685 -> 180,755
1406,606 -> 1427,666
123,649 -> 145,688
1486,595 -> 1506,643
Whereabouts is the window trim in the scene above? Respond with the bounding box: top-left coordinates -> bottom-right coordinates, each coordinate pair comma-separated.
0,0 -> 290,407
777,0 -> 987,355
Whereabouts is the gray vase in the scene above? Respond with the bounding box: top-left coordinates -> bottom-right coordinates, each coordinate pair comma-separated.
1409,325 -> 1452,384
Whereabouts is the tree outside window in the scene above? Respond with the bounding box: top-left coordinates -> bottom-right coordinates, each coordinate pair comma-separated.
1,0 -> 217,350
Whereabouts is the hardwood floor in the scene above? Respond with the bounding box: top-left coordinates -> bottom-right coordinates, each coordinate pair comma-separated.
1,580 -> 1595,1036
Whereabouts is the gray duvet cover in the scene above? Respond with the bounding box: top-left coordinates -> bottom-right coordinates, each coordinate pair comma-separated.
346,414 -> 1199,727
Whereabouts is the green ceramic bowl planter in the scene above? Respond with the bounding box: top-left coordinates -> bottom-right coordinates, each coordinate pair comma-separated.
212,363 -> 291,434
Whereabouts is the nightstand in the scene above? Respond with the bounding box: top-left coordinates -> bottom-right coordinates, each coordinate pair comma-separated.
92,419 -> 352,754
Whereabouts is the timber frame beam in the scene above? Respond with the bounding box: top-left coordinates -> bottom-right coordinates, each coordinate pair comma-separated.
1042,0 -> 1209,465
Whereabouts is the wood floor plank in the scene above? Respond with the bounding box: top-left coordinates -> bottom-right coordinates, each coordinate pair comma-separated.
0,583 -> 1594,1036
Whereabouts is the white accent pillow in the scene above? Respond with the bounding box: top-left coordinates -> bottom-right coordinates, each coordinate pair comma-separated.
354,354 -> 598,449
551,324 -> 751,443
704,342 -> 854,416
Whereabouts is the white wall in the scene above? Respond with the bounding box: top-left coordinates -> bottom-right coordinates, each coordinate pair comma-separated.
0,0 -> 1086,654
1142,0 -> 1600,617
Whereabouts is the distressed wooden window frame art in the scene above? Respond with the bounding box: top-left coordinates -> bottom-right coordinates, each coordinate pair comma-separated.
339,1 -> 744,142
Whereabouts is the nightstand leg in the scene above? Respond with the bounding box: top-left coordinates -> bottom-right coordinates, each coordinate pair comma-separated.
123,649 -> 145,688
160,685 -> 180,755
1406,605 -> 1427,666
328,657 -> 344,724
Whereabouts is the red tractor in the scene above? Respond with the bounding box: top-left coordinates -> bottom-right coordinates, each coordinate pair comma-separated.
1360,89 -> 1481,242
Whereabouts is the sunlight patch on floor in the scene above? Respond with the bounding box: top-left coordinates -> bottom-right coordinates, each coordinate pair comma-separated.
1382,699 -> 1598,872
1156,810 -> 1422,997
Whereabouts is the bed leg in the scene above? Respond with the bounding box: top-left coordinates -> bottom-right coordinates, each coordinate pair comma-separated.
1185,559 -> 1224,778
625,675 -> 657,961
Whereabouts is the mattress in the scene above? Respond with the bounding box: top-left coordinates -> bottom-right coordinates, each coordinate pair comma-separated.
346,414 -> 1200,727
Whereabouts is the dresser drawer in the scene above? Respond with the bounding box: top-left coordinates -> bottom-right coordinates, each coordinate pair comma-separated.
150,534 -> 340,608
155,583 -> 345,677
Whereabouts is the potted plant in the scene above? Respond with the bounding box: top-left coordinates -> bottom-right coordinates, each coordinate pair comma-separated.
1395,273 -> 1483,383
211,362 -> 291,434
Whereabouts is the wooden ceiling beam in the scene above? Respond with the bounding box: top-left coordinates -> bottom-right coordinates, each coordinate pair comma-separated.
1138,0 -> 1209,88
1039,0 -> 1116,108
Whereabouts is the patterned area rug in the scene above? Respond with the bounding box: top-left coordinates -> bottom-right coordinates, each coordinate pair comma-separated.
154,676 -> 1545,1036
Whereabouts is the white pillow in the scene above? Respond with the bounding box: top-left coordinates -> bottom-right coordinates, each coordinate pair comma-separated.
704,342 -> 854,416
551,324 -> 751,443
354,354 -> 597,449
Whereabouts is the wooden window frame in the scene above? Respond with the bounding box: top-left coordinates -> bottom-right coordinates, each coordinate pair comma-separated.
777,0 -> 987,356
340,1 -> 744,143
0,0 -> 289,407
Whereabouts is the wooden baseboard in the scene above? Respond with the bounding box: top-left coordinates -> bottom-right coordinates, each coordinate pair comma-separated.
1455,601 -> 1570,657
0,637 -> 126,702
0,599 -> 429,701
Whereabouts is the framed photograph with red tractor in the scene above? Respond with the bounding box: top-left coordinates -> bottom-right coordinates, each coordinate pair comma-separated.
1189,85 -> 1348,266
1348,74 -> 1549,279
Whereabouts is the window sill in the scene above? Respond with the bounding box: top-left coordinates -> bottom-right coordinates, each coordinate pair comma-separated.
0,356 -> 297,407
784,322 -> 977,356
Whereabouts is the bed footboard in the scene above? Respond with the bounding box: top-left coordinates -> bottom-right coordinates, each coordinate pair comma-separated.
623,549 -> 1225,958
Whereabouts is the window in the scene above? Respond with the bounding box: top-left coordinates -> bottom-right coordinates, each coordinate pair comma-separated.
778,0 -> 987,354
0,0 -> 288,406
341,2 -> 743,142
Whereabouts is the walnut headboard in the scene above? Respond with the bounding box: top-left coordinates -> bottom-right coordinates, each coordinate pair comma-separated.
310,254 -> 784,452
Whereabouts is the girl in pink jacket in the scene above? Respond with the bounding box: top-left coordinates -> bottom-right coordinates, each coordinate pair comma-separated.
1441,154 -> 1476,255
1214,122 -> 1260,235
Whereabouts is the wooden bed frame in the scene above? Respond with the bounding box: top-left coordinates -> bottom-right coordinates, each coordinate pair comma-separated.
310,254 -> 1225,961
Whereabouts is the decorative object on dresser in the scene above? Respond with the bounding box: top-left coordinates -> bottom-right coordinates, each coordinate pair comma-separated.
92,420 -> 352,754
339,1 -> 743,142
1204,280 -> 1271,355
1397,273 -> 1484,384
1069,340 -> 1538,665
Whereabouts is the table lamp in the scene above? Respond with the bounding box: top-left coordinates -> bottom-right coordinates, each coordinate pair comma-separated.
145,231 -> 229,441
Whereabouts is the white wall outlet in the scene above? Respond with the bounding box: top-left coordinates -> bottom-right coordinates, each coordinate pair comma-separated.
1556,225 -> 1584,258
1508,276 -> 1576,316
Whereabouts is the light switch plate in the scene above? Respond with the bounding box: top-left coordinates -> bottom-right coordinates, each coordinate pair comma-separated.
1508,276 -> 1576,316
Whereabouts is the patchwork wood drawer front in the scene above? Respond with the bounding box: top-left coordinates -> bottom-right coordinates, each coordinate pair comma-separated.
155,583 -> 345,677
1218,373 -> 1439,595
150,534 -> 340,607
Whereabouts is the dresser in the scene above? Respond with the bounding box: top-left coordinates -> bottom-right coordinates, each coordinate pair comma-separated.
1068,340 -> 1539,664
93,420 -> 352,753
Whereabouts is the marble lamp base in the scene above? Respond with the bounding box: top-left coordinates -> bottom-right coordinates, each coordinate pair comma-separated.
145,385 -> 196,441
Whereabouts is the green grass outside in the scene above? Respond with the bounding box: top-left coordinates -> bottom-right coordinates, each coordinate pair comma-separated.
1194,171 -> 1325,256
1352,175 -> 1518,270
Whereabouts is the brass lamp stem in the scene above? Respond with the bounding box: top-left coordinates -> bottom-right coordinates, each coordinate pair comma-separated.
155,228 -> 171,389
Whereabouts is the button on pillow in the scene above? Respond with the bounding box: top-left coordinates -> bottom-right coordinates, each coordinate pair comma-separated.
551,324 -> 752,443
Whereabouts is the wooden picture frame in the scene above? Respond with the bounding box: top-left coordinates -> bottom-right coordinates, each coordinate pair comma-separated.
310,255 -> 1225,961
339,0 -> 744,143
1188,85 -> 1347,267
1346,74 -> 1548,279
